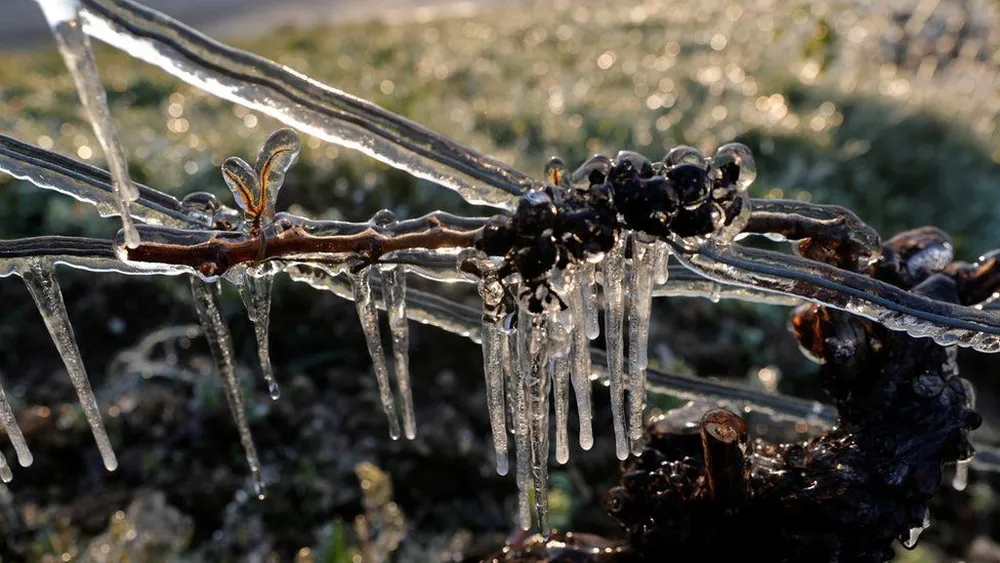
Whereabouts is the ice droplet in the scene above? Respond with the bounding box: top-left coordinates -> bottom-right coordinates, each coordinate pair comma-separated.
20,258 -> 117,471
42,7 -> 140,247
602,237 -> 629,460
381,265 -> 416,440
237,273 -> 280,400
190,278 -> 265,498
349,268 -> 401,440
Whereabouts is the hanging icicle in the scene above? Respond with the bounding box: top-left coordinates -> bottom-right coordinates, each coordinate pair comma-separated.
550,323 -> 571,465
19,257 -> 117,471
581,263 -> 601,341
602,236 -> 629,460
348,267 -> 402,440
519,302 -> 552,533
189,277 -> 265,498
627,237 -> 655,452
568,270 -> 594,450
510,324 -> 532,531
477,270 -> 510,476
0,373 -> 32,470
36,0 -> 140,247
237,272 -> 280,400
380,265 -> 416,440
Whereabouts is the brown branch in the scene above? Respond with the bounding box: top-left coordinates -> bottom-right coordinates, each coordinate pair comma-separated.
123,223 -> 483,276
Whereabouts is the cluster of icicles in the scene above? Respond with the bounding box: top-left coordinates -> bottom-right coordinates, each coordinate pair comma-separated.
473,238 -> 671,532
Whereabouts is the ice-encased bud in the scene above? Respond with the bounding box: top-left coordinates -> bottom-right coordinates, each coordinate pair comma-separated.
663,145 -> 705,168
713,143 -> 756,191
545,157 -> 569,186
570,154 -> 611,186
613,150 -> 654,178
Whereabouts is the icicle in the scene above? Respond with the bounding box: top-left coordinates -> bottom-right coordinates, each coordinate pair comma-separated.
0,373 -> 32,468
603,237 -> 629,460
581,264 -> 601,340
37,0 -> 140,247
509,326 -> 532,530
652,241 -> 670,286
550,332 -> 571,465
381,265 -> 416,440
349,268 -> 402,440
478,276 -> 509,475
0,454 -> 10,484
238,273 -> 279,400
568,273 -> 594,450
19,258 -> 117,471
627,238 -> 655,452
189,277 -> 265,498
953,460 -> 969,491
520,304 -> 551,533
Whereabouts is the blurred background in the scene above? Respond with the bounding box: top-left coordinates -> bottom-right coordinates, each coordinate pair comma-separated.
1,0 -> 1000,560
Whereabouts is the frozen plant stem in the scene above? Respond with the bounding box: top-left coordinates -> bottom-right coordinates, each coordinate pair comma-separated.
238,273 -> 280,400
190,277 -> 265,499
37,1 -> 140,247
19,258 -> 117,471
381,265 -> 416,440
349,268 -> 402,440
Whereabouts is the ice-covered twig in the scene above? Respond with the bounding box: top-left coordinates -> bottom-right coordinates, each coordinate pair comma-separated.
76,0 -> 537,211
0,134 -> 195,228
671,241 -> 1000,352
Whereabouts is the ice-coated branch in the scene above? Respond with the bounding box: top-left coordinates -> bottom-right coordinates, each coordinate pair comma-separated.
76,0 -> 537,211
118,216 -> 484,277
671,240 -> 1000,352
0,134 -> 196,229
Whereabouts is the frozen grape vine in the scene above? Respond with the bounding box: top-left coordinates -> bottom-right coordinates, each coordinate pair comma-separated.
0,0 -> 998,540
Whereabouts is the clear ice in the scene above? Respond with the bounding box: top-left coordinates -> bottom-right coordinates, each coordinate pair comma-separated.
238,272 -> 280,400
38,0 -> 141,247
381,266 -> 416,440
77,0 -> 530,211
19,258 -> 117,471
627,239 -> 654,452
349,268 -> 402,440
582,264 -> 601,340
189,277 -> 265,498
478,277 -> 509,475
0,372 -> 32,480
509,326 -> 532,530
519,305 -> 551,533
569,273 -> 594,450
602,238 -> 630,460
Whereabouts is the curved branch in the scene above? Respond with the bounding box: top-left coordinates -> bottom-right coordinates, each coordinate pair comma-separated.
78,0 -> 537,210
0,133 -> 197,228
